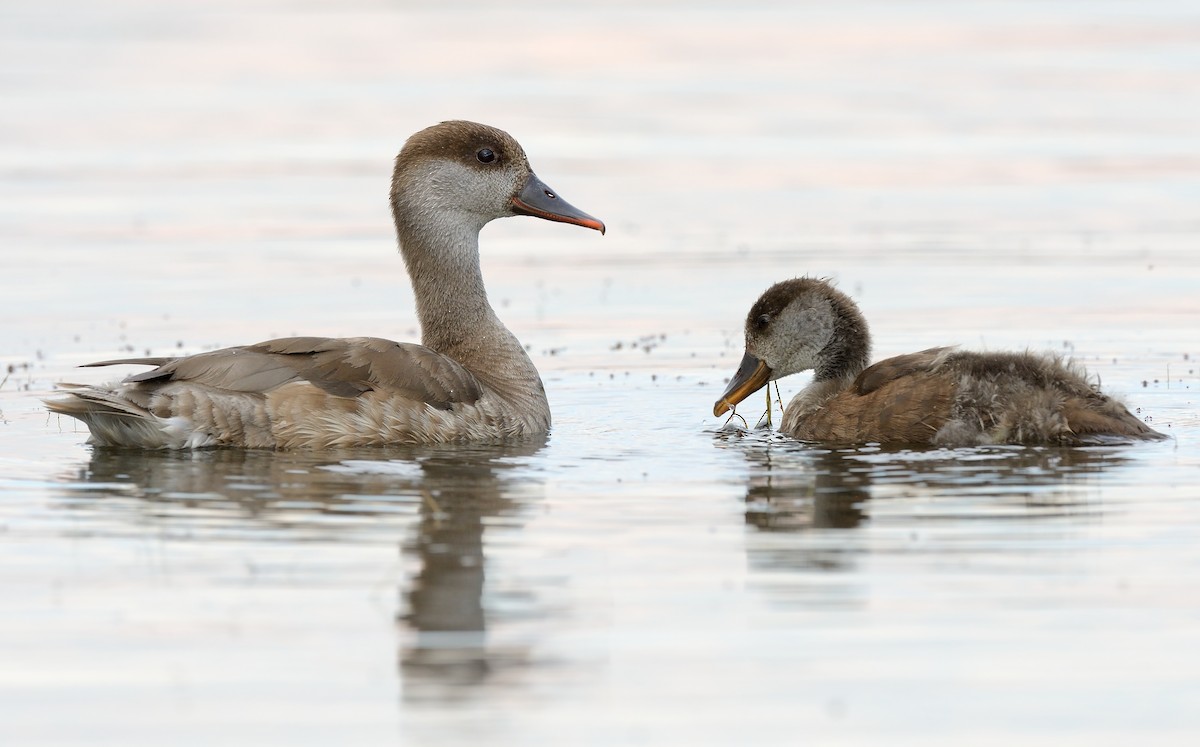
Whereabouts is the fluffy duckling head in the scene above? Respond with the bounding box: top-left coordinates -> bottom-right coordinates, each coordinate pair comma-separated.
714,277 -> 871,416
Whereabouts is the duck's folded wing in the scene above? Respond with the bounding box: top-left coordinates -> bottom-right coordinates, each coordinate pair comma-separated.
852,347 -> 954,395
281,336 -> 484,408
100,336 -> 483,410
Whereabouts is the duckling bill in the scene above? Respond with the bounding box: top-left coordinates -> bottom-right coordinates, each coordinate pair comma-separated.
715,277 -> 1165,447
46,120 -> 604,449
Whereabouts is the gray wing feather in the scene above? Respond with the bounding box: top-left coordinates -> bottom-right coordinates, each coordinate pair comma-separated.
90,337 -> 483,409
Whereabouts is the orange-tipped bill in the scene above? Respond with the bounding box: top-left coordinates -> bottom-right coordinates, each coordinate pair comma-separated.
513,173 -> 605,234
713,352 -> 773,417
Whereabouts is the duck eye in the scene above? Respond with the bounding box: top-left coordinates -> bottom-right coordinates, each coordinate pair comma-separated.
754,314 -> 771,331
476,148 -> 496,164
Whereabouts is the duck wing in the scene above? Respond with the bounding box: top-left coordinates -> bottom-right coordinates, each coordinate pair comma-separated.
96,336 -> 484,410
852,347 -> 953,395
837,347 -> 1162,445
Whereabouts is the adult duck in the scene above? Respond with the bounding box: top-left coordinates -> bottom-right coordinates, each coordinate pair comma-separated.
713,277 -> 1164,446
47,120 -> 604,448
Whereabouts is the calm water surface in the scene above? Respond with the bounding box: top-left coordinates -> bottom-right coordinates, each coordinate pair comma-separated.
2,1 -> 1199,745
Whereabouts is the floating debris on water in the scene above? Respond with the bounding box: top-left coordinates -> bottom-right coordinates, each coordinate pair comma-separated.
610,334 -> 668,354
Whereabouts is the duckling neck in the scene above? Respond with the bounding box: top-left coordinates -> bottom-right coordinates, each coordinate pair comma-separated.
784,321 -> 869,431
811,298 -> 872,384
812,348 -> 869,384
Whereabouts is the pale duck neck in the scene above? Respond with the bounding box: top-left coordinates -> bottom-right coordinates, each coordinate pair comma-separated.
395,219 -> 546,404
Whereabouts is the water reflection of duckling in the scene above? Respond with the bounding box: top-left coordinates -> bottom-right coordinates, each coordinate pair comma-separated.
714,278 -> 1165,447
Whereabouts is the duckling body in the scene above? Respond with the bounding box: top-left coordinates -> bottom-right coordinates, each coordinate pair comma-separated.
46,121 -> 604,449
715,278 -> 1163,447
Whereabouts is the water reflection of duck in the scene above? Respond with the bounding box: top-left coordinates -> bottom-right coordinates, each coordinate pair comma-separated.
714,278 -> 1165,447
395,440 -> 547,696
63,441 -> 548,697
45,121 -> 604,449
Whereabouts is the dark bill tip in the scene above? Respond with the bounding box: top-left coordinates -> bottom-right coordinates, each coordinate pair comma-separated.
713,352 -> 772,417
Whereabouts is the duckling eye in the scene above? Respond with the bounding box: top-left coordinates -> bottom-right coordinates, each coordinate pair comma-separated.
754,314 -> 771,331
476,148 -> 497,164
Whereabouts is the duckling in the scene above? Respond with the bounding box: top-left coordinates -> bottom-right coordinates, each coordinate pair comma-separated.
714,278 -> 1165,446
46,120 -> 604,449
